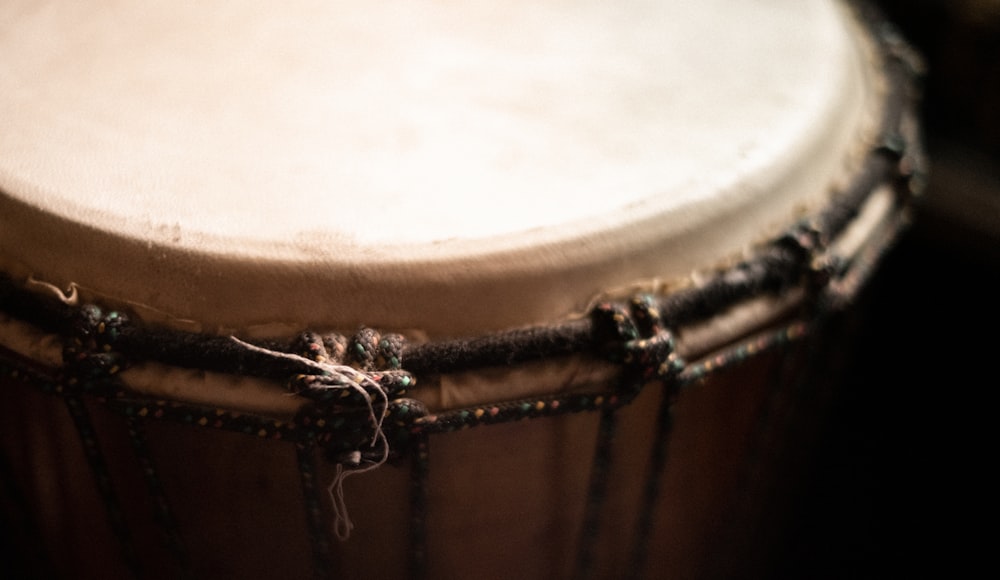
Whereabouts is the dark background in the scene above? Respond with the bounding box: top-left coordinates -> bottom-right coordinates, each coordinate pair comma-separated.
776,1 -> 999,577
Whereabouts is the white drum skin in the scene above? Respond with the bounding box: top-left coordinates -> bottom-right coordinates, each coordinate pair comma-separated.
0,1 -> 913,579
0,0 -> 878,337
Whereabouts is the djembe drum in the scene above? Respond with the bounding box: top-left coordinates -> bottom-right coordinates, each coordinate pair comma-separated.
0,1 -> 923,578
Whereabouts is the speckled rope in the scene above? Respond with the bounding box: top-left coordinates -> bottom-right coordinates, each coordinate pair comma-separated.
625,384 -> 677,580
408,435 -> 430,580
574,408 -> 619,580
124,416 -> 190,577
62,394 -> 143,578
297,442 -> 334,580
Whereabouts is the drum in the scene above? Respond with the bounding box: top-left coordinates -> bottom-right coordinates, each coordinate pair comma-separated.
0,1 -> 923,578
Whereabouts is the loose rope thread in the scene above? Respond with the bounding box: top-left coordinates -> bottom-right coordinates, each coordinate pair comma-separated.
230,336 -> 390,540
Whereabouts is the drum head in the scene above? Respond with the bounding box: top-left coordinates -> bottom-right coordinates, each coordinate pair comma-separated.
0,0 -> 879,336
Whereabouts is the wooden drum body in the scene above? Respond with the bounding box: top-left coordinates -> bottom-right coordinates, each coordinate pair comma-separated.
0,1 -> 924,578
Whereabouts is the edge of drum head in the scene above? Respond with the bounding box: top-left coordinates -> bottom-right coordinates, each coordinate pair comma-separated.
0,0 -> 883,337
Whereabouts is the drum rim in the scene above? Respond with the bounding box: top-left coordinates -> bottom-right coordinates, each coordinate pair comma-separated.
0,0 -> 885,337
0,0 -> 926,415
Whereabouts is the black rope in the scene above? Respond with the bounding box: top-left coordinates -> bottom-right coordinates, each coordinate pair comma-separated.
125,417 -> 190,577
297,442 -> 334,580
408,435 -> 430,580
62,395 -> 143,578
0,141 -> 908,389
625,384 -> 678,580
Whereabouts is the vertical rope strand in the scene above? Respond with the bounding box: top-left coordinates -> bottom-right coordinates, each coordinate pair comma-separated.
124,416 -> 190,577
697,320 -> 830,578
62,394 -> 142,578
409,435 -> 430,580
297,442 -> 333,580
625,386 -> 677,580
574,408 -> 619,580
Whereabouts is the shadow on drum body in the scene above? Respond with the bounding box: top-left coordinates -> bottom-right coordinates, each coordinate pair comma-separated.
774,1 -> 1000,577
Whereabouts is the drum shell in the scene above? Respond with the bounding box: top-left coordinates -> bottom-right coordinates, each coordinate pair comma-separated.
0,333 -> 831,580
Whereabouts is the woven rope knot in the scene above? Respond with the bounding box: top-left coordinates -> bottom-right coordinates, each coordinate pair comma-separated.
232,331 -> 414,541
592,302 -> 639,355
284,332 -> 413,464
63,304 -> 130,386
384,398 -> 430,459
774,220 -> 840,305
348,327 -> 380,370
289,330 -> 414,408
592,296 -> 682,405
776,221 -> 826,263
623,296 -> 682,382
294,331 -> 347,365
